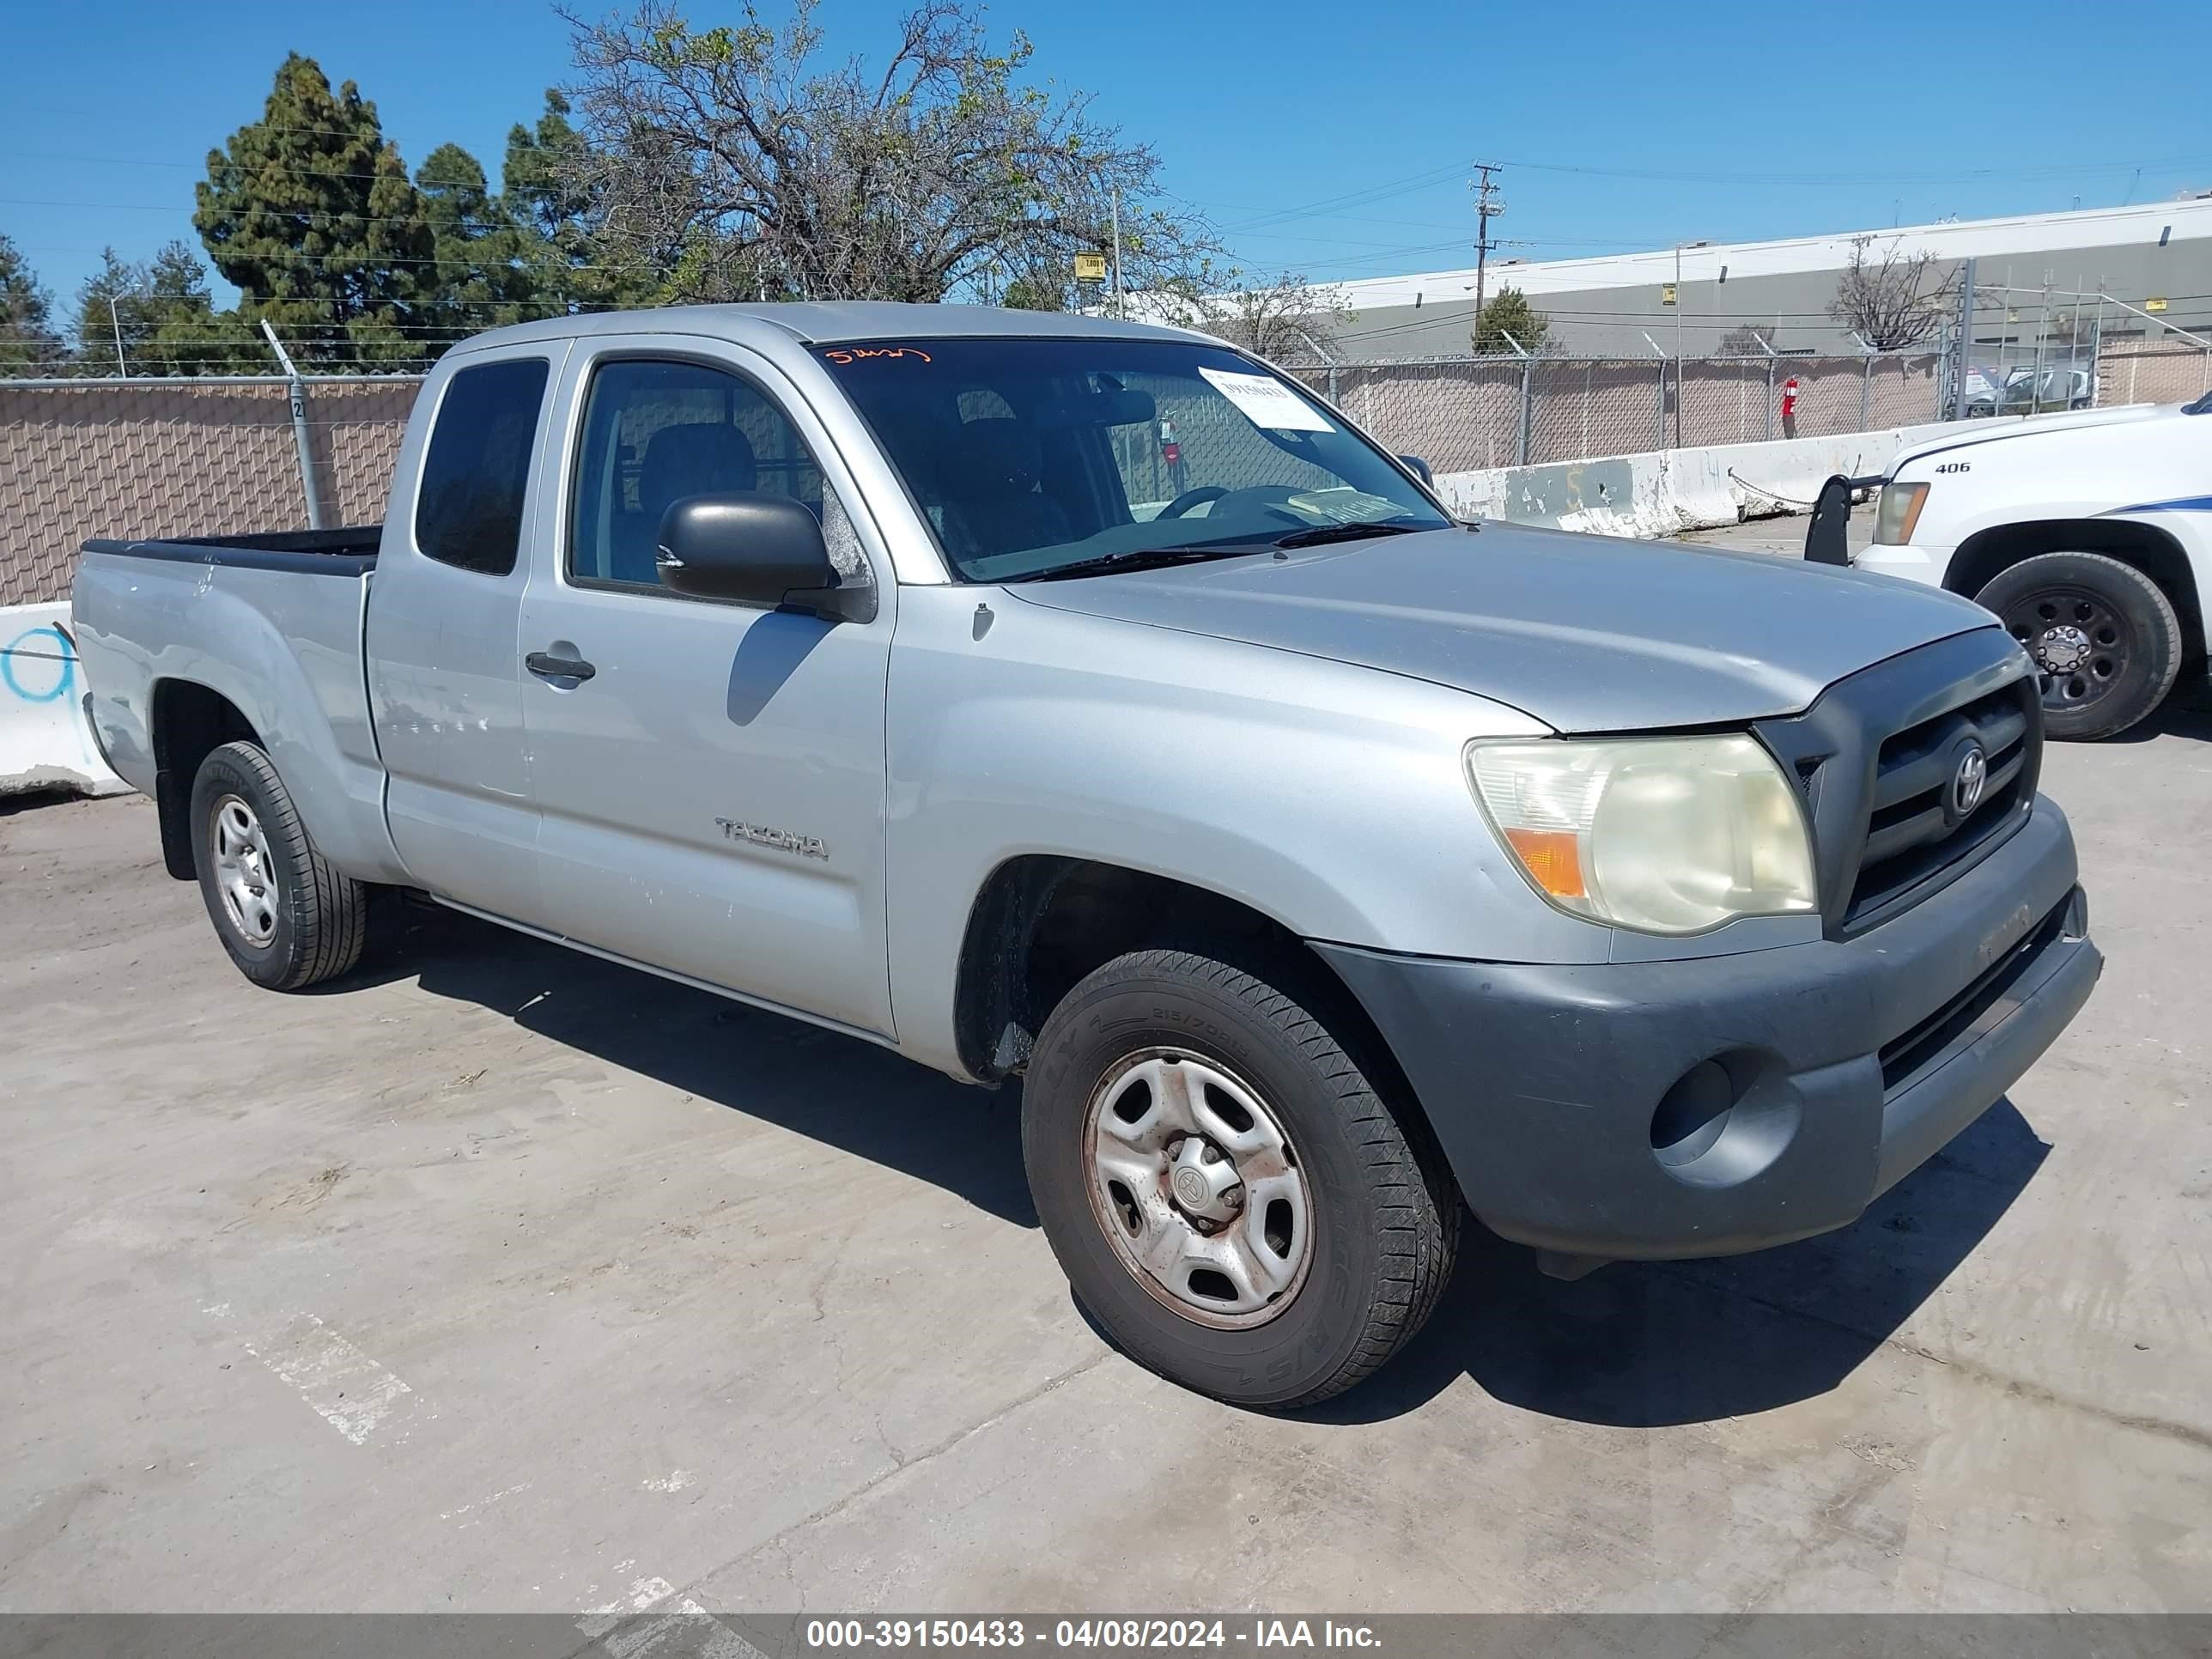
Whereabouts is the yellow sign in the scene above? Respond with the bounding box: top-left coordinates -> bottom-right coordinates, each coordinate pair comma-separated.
2146,296 -> 2169,313
1661,283 -> 1677,306
1074,252 -> 1109,282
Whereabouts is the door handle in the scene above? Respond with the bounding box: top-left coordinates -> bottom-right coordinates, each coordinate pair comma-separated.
526,650 -> 597,682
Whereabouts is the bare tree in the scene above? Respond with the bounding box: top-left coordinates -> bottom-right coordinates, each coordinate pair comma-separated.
1149,267 -> 1351,362
555,0 -> 1215,304
1827,234 -> 1941,349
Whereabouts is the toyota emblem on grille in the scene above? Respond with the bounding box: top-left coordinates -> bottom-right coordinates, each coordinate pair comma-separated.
1952,743 -> 1988,817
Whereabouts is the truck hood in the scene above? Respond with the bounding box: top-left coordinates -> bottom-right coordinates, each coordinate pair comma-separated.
1006,523 -> 1998,732
1895,402 -> 2176,471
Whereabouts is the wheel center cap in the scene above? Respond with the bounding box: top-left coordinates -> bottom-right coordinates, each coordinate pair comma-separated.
1166,1135 -> 1243,1224
2039,624 -> 2091,672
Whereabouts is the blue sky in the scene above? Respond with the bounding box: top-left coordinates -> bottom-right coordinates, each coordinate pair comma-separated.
4,0 -> 2208,320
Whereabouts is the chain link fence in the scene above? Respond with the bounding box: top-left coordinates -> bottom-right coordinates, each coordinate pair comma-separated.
1285,350 -> 1946,470
0,331 -> 2190,607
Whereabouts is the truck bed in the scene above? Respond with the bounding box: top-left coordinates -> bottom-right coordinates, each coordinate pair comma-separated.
71,526 -> 398,886
82,526 -> 382,576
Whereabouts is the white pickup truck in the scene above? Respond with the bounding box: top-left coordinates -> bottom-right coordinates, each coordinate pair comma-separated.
1854,390 -> 2212,738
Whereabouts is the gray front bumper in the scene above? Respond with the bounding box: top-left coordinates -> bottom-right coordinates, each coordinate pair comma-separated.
1317,798 -> 2100,1263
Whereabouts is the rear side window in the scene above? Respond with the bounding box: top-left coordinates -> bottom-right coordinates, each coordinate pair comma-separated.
414,358 -> 550,575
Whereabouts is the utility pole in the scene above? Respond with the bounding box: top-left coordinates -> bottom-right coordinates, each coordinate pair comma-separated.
1469,162 -> 1504,345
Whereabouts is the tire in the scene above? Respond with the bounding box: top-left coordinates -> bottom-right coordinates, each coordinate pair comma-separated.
188,740 -> 368,990
1022,949 -> 1458,1409
1976,552 -> 2183,740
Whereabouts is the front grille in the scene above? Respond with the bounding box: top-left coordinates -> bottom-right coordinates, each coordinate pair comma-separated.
1753,630 -> 2044,939
1844,681 -> 2037,929
1878,896 -> 2069,1091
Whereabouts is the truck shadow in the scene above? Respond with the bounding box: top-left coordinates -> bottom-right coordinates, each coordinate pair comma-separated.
340,901 -> 2046,1425
1308,1099 -> 2049,1427
347,900 -> 1038,1227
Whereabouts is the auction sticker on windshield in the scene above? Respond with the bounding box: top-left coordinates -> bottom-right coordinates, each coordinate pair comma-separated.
1198,368 -> 1333,433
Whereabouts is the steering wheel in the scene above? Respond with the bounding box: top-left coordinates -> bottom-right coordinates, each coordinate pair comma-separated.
1153,485 -> 1229,520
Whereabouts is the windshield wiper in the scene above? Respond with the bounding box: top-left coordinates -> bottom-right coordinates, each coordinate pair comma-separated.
1267,520 -> 1431,550
1020,545 -> 1269,582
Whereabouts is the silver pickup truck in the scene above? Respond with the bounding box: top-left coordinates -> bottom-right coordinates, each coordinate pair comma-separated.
73,303 -> 2102,1408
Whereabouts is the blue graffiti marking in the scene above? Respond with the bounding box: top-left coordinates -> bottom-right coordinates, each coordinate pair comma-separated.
2,625 -> 77,705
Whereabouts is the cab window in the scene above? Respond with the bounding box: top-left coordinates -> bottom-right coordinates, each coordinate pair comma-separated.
569,358 -> 823,589
413,358 -> 550,576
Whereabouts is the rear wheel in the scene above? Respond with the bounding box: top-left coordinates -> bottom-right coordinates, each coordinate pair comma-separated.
1976,551 -> 2181,740
188,740 -> 368,990
1022,949 -> 1457,1409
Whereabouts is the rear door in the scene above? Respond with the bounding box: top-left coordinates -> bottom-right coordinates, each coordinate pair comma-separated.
514,335 -> 896,1036
368,343 -> 567,926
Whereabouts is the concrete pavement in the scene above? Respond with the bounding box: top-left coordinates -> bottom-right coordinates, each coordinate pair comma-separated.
3,696 -> 2208,1614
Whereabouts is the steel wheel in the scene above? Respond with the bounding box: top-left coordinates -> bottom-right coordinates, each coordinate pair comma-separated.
2001,585 -> 2131,715
1084,1048 -> 1313,1328
210,793 -> 279,949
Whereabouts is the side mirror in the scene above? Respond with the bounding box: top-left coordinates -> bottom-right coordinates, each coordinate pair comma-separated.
656,493 -> 875,623
1398,454 -> 1435,486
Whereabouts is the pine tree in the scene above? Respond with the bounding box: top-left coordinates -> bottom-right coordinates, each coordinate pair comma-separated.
194,54 -> 435,369
501,90 -> 655,312
414,143 -> 555,336
74,240 -> 258,376
1,233 -> 63,376
1472,286 -> 1549,356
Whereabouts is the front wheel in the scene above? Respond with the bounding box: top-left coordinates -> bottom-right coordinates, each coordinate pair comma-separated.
188,740 -> 368,990
1022,949 -> 1458,1409
1977,551 -> 2182,740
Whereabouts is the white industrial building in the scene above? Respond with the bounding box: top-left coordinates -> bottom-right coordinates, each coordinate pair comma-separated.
1316,198 -> 2212,361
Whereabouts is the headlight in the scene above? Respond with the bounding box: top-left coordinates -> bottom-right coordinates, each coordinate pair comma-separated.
1872,480 -> 1929,545
1467,735 -> 1817,935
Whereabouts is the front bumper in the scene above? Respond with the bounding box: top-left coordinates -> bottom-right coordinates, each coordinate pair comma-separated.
1849,542 -> 1947,585
1316,798 -> 2100,1263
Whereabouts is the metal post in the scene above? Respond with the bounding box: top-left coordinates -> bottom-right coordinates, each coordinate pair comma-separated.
1851,331 -> 1875,430
1109,190 -> 1124,321
1759,335 -> 1778,441
261,319 -> 326,532
1501,330 -> 1533,465
1642,333 -> 1668,451
2029,287 -> 2048,412
1673,245 -> 1685,449
1951,258 -> 1977,421
1292,328 -> 1340,405
106,292 -> 128,379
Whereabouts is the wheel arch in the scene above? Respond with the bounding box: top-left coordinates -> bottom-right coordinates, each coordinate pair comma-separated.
149,679 -> 263,880
1945,519 -> 2204,663
951,856 -> 1434,1147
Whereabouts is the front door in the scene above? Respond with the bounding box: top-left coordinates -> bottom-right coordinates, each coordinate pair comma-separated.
514,341 -> 896,1036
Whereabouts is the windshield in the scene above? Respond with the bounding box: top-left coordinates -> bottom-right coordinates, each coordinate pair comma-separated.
813,337 -> 1450,580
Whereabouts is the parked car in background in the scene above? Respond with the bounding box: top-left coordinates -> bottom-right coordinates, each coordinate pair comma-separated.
1854,389 -> 2212,738
72,303 -> 2100,1408
1967,365 -> 2094,418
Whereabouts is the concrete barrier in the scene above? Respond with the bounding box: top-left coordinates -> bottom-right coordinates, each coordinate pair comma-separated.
1431,421 -> 1960,538
2,602 -> 128,799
